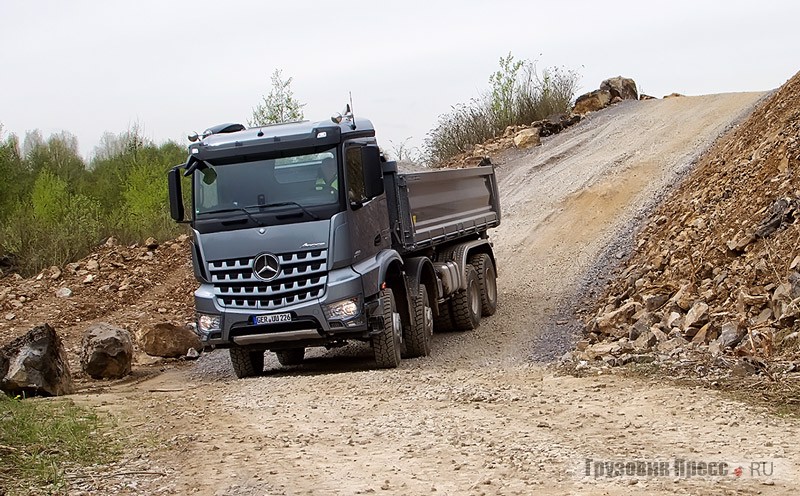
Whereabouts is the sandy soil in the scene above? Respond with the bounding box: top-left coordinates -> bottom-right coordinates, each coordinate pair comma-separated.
65,92 -> 800,495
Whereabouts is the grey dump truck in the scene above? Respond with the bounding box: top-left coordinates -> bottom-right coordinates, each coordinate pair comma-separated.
167,110 -> 500,377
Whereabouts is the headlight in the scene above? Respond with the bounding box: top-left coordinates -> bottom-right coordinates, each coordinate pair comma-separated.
323,296 -> 361,321
197,313 -> 221,335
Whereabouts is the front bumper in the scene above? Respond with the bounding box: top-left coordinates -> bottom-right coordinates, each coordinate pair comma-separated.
193,266 -> 375,349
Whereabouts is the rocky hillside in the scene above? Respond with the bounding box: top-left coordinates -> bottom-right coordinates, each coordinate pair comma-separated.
579,71 -> 800,375
0,236 -> 195,370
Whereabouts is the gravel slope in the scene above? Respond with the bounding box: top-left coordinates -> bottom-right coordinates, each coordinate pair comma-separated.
67,91 -> 800,495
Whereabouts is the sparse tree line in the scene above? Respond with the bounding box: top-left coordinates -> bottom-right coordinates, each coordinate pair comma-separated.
0,53 -> 579,276
0,125 -> 185,276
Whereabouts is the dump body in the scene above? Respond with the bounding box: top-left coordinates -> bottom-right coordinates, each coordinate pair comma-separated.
383,163 -> 501,254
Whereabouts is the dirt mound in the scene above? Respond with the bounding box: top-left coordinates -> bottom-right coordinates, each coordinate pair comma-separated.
579,72 -> 800,376
0,236 -> 195,363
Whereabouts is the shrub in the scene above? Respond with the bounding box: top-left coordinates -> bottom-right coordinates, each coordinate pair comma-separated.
423,53 -> 580,165
2,170 -> 104,275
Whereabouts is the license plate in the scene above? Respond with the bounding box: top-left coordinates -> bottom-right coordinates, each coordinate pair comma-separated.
252,313 -> 292,325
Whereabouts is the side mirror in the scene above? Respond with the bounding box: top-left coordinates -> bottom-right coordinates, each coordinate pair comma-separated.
362,146 -> 384,199
168,166 -> 186,222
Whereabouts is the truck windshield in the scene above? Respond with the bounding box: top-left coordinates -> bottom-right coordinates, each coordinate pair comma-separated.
194,148 -> 339,216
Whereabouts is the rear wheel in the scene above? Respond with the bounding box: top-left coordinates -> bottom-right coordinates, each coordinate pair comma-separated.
452,266 -> 481,330
275,348 -> 304,366
469,253 -> 498,316
373,288 -> 402,368
404,285 -> 433,358
229,346 -> 265,378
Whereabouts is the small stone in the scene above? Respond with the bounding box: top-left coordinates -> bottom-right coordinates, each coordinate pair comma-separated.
49,266 -> 62,280
657,336 -> 686,353
4,313 -> 15,321
83,274 -> 95,284
186,348 -> 200,360
691,323 -> 710,344
715,321 -> 745,349
726,230 -> 754,252
55,287 -> 73,298
145,237 -> 159,250
643,293 -> 669,311
86,259 -> 99,271
684,301 -> 709,330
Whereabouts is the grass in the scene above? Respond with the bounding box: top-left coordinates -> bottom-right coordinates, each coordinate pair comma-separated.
423,54 -> 580,165
0,394 -> 121,495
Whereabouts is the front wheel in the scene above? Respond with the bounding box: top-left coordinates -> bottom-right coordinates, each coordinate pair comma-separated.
373,288 -> 402,368
229,346 -> 265,378
404,285 -> 433,358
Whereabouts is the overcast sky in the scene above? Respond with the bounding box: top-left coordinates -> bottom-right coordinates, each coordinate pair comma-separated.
1,0 -> 798,160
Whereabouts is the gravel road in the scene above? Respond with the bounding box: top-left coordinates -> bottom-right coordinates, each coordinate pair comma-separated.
73,92 -> 800,495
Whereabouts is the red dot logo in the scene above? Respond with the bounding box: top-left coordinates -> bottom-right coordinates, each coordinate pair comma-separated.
733,466 -> 743,477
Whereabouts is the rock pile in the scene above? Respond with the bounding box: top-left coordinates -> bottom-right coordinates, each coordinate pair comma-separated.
440,76 -> 647,169
439,113 -> 583,168
573,71 -> 800,374
573,76 -> 639,114
0,235 -> 194,348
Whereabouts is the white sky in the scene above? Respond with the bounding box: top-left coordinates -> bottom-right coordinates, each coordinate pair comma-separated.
1,0 -> 798,160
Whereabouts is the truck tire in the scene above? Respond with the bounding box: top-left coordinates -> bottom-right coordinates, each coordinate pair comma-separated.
404,285 -> 433,358
469,253 -> 498,316
229,346 -> 265,378
275,348 -> 304,366
434,300 -> 456,332
452,266 -> 481,330
373,288 -> 402,368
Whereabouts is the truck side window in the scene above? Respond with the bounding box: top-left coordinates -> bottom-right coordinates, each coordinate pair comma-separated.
345,147 -> 367,203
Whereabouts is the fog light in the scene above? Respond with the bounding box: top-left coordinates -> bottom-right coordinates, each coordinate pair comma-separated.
197,313 -> 221,336
324,296 -> 361,321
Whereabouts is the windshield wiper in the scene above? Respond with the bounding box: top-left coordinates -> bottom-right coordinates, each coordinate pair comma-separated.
261,202 -> 320,221
201,207 -> 264,226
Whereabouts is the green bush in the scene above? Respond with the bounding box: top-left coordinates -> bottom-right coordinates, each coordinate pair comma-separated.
424,53 -> 580,165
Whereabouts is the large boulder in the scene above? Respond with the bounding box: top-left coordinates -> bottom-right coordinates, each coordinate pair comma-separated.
81,323 -> 133,379
0,324 -> 74,396
600,76 -> 638,101
139,322 -> 201,358
573,89 -> 612,115
513,128 -> 541,149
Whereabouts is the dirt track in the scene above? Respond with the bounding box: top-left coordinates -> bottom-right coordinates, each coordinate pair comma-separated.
71,92 -> 800,495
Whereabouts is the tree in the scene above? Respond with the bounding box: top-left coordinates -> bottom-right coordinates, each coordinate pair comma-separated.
249,69 -> 305,126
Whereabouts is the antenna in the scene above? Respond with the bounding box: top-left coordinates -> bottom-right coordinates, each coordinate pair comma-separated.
348,92 -> 356,130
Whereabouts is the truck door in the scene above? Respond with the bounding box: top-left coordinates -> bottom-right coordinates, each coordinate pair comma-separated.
344,144 -> 390,265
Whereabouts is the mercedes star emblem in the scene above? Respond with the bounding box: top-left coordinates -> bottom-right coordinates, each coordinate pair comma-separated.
252,253 -> 281,281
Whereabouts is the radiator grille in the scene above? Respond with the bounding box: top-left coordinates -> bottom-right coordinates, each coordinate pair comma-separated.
208,250 -> 327,310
